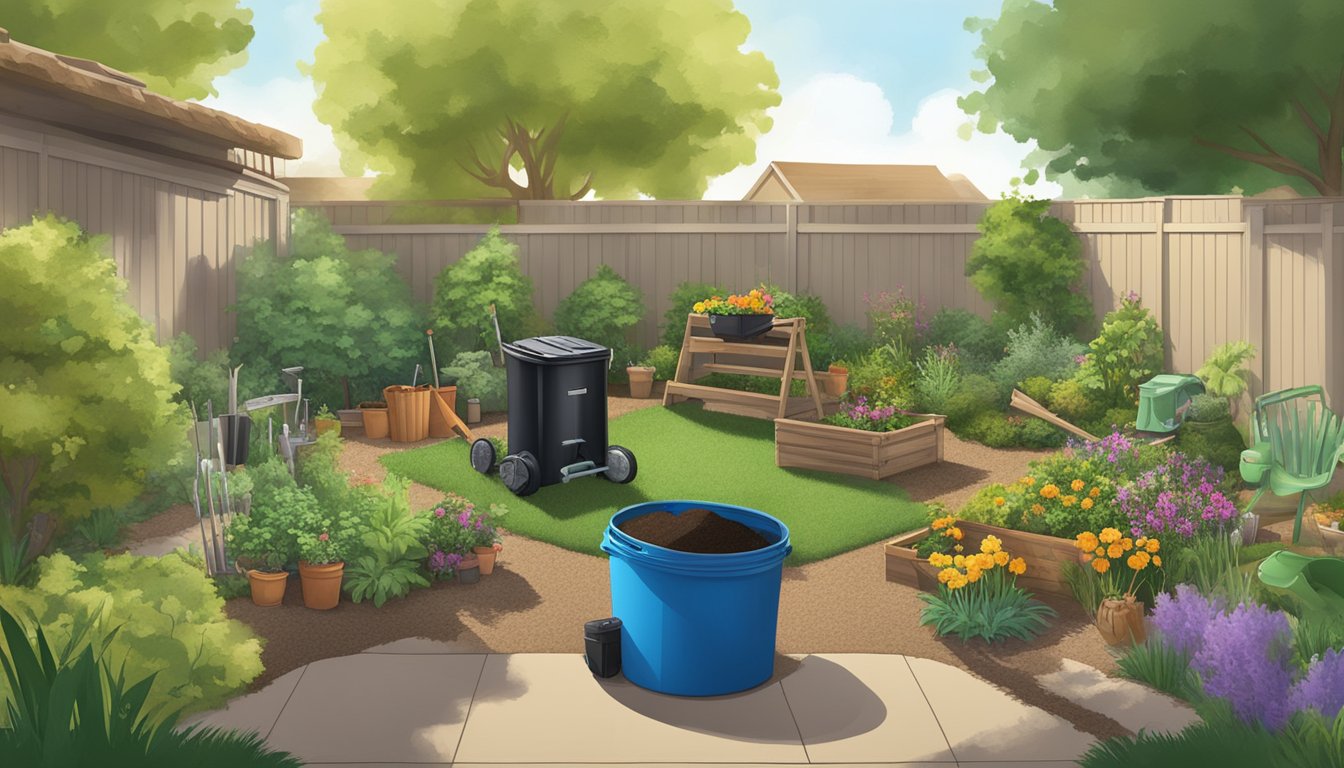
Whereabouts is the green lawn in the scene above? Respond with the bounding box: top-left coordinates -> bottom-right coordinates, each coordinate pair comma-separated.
380,403 -> 929,565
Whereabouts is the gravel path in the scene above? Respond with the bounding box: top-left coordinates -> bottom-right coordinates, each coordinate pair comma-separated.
221,389 -> 1131,739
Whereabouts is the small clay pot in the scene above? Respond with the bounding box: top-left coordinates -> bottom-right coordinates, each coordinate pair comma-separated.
247,569 -> 288,607
298,561 -> 345,610
473,546 -> 498,575
627,366 -> 655,399
825,365 -> 849,397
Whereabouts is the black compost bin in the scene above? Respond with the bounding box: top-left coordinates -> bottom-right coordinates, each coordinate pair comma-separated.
468,336 -> 638,496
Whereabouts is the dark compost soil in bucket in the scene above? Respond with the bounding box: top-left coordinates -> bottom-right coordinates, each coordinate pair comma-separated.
617,508 -> 770,554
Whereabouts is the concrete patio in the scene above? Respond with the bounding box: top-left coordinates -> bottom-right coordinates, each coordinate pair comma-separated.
185,641 -> 1198,767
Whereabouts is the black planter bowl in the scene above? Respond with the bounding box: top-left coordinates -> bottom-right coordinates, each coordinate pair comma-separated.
708,313 -> 775,341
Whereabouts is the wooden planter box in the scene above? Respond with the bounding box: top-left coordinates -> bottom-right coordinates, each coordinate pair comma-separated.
775,413 -> 944,480
884,520 -> 1084,598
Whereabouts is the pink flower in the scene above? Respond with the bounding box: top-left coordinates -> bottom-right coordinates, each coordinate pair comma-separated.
492,543 -> 503,552
434,507 -> 446,518
318,532 -> 329,542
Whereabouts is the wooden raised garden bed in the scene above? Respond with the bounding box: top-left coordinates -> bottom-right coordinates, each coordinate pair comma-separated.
884,520 -> 1085,598
774,413 -> 944,480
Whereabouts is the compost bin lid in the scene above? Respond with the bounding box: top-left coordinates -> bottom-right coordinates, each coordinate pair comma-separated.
504,336 -> 611,365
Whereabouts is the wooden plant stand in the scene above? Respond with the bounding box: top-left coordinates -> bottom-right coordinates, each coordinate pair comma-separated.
662,314 -> 824,420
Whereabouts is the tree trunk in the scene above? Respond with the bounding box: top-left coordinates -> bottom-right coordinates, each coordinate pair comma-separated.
0,454 -> 37,539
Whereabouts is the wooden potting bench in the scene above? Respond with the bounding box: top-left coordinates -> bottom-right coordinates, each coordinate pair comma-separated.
662,314 -> 825,420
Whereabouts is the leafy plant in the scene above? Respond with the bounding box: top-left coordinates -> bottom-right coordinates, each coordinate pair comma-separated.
758,284 -> 831,335
1117,453 -> 1240,540
1174,415 -> 1245,472
661,281 -> 728,347
1018,417 -> 1066,448
0,525 -> 34,587
1019,375 -> 1054,405
1071,528 -> 1165,600
1076,293 -> 1165,405
0,216 -> 188,568
167,333 -> 231,410
345,477 -> 431,607
990,313 -> 1086,396
1061,560 -> 1104,615
1197,341 -> 1257,399
1077,714 -> 1305,767
554,265 -> 643,364
431,227 -> 538,362
960,412 -> 1024,448
1186,393 -> 1230,423
966,194 -> 1092,334
0,604 -> 299,766
71,508 -> 125,551
441,351 -> 509,413
918,535 -> 1055,643
1115,637 -> 1199,700
0,552 -> 263,723
232,209 -> 424,410
942,373 -> 1002,430
287,488 -> 362,566
864,288 -> 922,349
1291,613 -> 1344,670
914,345 -> 961,414
919,308 -> 1007,374
843,343 -> 916,410
224,484 -> 309,571
822,396 -> 916,433
807,324 -> 873,371
641,345 -> 680,381
1047,377 -> 1105,427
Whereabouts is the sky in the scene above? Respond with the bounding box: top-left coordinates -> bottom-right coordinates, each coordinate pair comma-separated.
199,0 -> 1061,199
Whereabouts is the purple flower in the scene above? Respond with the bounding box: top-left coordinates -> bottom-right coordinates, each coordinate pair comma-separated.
1191,602 -> 1296,731
458,510 -> 471,527
1151,584 -> 1225,657
1074,354 -> 1088,365
429,550 -> 448,572
1292,649 -> 1344,720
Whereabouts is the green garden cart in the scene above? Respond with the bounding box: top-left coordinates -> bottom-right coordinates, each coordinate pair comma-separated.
1135,374 -> 1205,433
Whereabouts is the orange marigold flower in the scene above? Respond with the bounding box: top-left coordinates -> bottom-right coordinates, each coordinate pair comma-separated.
1071,479 -> 1085,492
1092,557 -> 1111,574
993,496 -> 1006,506
950,527 -> 964,541
1146,539 -> 1161,554
965,567 -> 983,583
1153,555 -> 1162,567
1135,537 -> 1148,549
993,550 -> 1010,566
1076,532 -> 1099,551
1127,553 -> 1149,571
1062,495 -> 1076,507
1090,487 -> 1101,498
1008,557 -> 1027,575
1121,537 -> 1134,551
1031,503 -> 1045,515
1107,543 -> 1124,559
1095,546 -> 1106,557
1099,527 -> 1122,544
975,552 -> 995,570
1040,484 -> 1060,499
1080,498 -> 1094,510
938,567 -> 957,584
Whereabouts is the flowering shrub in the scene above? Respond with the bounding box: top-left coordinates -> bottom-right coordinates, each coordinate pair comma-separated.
913,510 -> 964,559
822,395 -> 917,433
423,494 -> 507,578
864,288 -> 924,348
693,286 -> 773,315
918,534 -> 1054,643
1073,528 -> 1164,599
1116,452 -> 1239,539
1151,584 -> 1226,656
1292,649 -> 1344,719
1075,292 -> 1164,405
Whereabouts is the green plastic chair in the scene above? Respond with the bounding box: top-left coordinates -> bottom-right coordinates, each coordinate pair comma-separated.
1240,385 -> 1344,544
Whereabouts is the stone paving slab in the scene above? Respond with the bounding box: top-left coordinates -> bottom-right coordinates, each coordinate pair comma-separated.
1036,658 -> 1200,736
179,665 -> 306,738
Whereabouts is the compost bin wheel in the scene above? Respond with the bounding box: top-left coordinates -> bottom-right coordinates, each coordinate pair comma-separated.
469,438 -> 497,474
500,451 -> 541,497
604,445 -> 638,484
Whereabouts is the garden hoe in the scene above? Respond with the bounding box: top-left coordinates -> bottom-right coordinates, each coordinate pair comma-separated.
423,330 -> 476,443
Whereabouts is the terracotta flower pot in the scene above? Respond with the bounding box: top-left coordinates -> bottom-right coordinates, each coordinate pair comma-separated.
298,561 -> 344,610
825,365 -> 849,397
627,366 -> 655,399
1096,597 -> 1147,646
314,417 -> 341,437
247,569 -> 288,607
473,546 -> 497,575
457,555 -> 481,584
361,404 -> 389,440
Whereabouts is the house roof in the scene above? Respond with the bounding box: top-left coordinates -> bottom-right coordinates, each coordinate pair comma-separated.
744,161 -> 987,202
0,28 -> 301,159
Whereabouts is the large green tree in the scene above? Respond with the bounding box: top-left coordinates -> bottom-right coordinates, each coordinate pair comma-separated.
307,0 -> 780,199
960,0 -> 1344,196
1,0 -> 253,99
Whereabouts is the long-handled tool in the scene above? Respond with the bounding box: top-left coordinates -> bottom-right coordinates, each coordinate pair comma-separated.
427,329 -> 441,388
489,303 -> 505,366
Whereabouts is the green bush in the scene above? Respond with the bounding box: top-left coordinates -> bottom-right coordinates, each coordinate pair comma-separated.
233,209 -> 424,410
1186,393 -> 1230,423
1079,709 -> 1344,768
0,552 -> 263,723
225,483 -> 308,570
990,313 -> 1085,397
1115,638 -> 1199,700
918,566 -> 1057,643
0,216 -> 187,570
344,477 -> 430,607
167,333 -> 231,410
554,265 -> 643,365
865,289 -> 921,349
844,344 -> 915,409
759,283 -> 831,336
1175,418 -> 1245,472
1019,375 -> 1055,405
1019,417 -> 1067,448
961,412 -> 1023,448
431,226 -> 539,361
441,351 -> 508,413
661,281 -> 728,348
967,194 -> 1092,334
914,345 -> 961,415
959,484 -> 1016,527
807,324 -> 873,371
1076,294 -> 1164,405
1048,376 -> 1105,426
1091,406 -> 1139,435
919,308 -> 1007,374
943,373 -> 1001,430
641,345 -> 681,381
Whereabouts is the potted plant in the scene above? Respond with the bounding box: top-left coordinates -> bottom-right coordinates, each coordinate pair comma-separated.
289,500 -> 358,610
464,503 -> 507,575
359,400 -> 389,439
424,494 -> 503,579
1072,528 -> 1164,645
223,501 -> 296,607
626,361 -> 655,398
825,363 -> 849,397
693,287 -> 775,341
457,553 -> 482,584
314,405 -> 341,437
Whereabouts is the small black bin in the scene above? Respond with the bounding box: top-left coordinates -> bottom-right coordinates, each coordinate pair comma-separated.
584,617 -> 622,678
472,336 -> 637,496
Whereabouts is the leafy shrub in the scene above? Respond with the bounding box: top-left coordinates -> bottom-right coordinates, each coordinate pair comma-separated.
844,344 -> 915,409
967,193 -> 1092,334
864,289 -> 922,348
344,477 -> 430,607
990,313 -> 1085,396
1077,712 -> 1333,768
554,264 -> 643,365
641,345 -> 680,381
1076,293 -> 1165,405
1019,375 -> 1054,405
661,281 -> 728,347
807,324 -> 872,371
1292,613 -> 1344,671
225,483 -> 309,570
759,283 -> 831,336
442,351 -> 508,412
918,536 -> 1054,643
958,484 -> 1016,528
233,209 -> 424,410
914,345 -> 961,415
1092,406 -> 1139,435
961,412 -> 1023,448
1116,637 -> 1200,700
431,226 -> 538,361
943,373 -> 1001,430
1186,393 -> 1230,423
919,308 -> 1006,373
1197,341 -> 1257,399
0,604 -> 299,767
1048,377 -> 1105,426
167,333 -> 231,409
0,216 -> 187,568
1019,417 -> 1067,448
0,552 -> 263,723
1175,418 -> 1245,472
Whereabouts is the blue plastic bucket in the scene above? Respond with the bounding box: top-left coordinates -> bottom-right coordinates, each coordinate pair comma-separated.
601,500 -> 792,696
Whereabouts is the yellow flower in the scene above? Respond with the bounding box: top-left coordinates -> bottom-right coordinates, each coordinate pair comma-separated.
1095,546 -> 1106,557
1062,495 -> 1076,507
1080,498 -> 1094,511
980,535 -> 1002,555
994,550 -> 1010,566
1092,557 -> 1111,574
929,553 -> 951,568
1135,537 -> 1148,549
1146,538 -> 1160,554
1153,555 -> 1162,567
950,527 -> 964,541
1099,527 -> 1122,544
1021,476 -> 1036,486
931,515 -> 953,531
947,573 -> 969,590
1127,553 -> 1149,571
1040,484 -> 1060,499
1076,532 -> 1099,552
1008,557 -> 1027,575
938,567 -> 958,584
1090,487 -> 1101,498
975,552 -> 995,570
953,554 -> 966,568
1107,543 -> 1124,559
954,544 -> 964,552
1031,503 -> 1045,515
693,302 -> 706,313
1121,537 -> 1134,551
965,566 -> 983,583
1071,479 -> 1085,492
993,496 -> 1006,506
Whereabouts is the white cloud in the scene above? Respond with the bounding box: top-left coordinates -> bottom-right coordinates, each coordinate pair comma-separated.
704,73 -> 1060,200
198,75 -> 350,177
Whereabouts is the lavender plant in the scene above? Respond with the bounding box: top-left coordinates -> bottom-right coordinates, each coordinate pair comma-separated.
1116,452 -> 1239,539
1191,602 -> 1297,731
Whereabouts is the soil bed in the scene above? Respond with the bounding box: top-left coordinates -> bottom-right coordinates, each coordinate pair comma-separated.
618,508 -> 769,553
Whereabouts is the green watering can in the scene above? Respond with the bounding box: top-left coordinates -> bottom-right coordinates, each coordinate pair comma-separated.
1257,550 -> 1344,617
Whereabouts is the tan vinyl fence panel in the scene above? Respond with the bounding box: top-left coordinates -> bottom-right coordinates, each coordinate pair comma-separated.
305,196 -> 1343,409
0,113 -> 287,351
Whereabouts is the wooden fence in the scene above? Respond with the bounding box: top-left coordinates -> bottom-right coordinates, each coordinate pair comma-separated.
299,196 -> 1344,408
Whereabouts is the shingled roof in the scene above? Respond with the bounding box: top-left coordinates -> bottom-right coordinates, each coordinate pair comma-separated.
744,161 -> 987,202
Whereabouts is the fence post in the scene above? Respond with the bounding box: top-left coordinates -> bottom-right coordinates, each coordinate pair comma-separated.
785,202 -> 799,293
1245,204 -> 1266,399
1155,198 -> 1169,369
